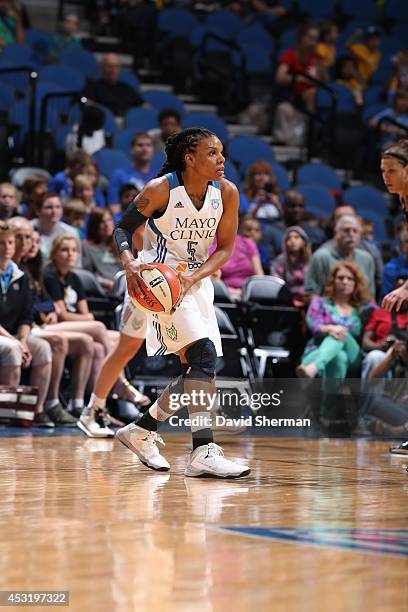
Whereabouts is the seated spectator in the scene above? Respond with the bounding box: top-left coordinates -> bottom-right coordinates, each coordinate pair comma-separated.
119,183 -> 138,213
108,132 -> 158,212
369,89 -> 408,148
22,228 -> 95,423
83,160 -> 106,208
20,175 -> 48,219
0,0 -> 24,49
335,55 -> 364,106
72,174 -> 97,211
388,50 -> 408,102
382,227 -> 408,297
63,199 -> 88,239
31,193 -> 78,261
305,214 -> 375,297
148,108 -> 182,154
82,209 -> 121,293
276,23 -> 327,114
346,26 -> 381,85
49,150 -> 92,202
270,226 -> 311,303
65,105 -> 106,156
297,261 -> 371,381
48,11 -> 81,62
218,216 -> 264,300
250,0 -> 293,37
43,234 -> 136,411
239,215 -> 270,271
0,182 -> 19,219
242,160 -> 281,222
261,189 -> 326,262
83,52 -> 144,117
316,20 -> 338,69
0,221 -> 53,428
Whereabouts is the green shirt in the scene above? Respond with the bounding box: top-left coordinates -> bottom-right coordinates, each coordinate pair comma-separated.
0,14 -> 16,46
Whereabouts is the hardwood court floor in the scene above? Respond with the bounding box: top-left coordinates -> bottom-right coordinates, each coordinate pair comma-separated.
0,434 -> 407,612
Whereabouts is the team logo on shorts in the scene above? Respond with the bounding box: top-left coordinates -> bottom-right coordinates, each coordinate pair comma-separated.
210,198 -> 220,209
166,323 -> 178,341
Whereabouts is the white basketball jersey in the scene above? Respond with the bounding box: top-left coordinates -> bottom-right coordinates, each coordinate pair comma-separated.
139,171 -> 223,276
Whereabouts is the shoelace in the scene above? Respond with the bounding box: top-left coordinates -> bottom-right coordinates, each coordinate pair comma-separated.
206,443 -> 224,458
142,430 -> 165,447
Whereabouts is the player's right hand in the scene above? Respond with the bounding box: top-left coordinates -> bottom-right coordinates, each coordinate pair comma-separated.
124,260 -> 155,301
382,282 -> 408,312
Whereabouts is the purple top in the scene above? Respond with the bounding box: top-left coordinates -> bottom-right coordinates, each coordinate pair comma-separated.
221,234 -> 259,289
304,296 -> 362,354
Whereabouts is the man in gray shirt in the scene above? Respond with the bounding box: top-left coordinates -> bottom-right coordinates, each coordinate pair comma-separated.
305,215 -> 375,296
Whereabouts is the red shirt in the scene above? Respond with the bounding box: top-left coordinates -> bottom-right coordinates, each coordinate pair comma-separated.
364,308 -> 408,344
279,48 -> 320,95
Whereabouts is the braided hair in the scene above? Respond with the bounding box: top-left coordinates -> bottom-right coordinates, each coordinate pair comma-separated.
157,127 -> 216,177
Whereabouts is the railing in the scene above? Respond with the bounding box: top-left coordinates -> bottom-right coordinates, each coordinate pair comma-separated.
376,115 -> 408,144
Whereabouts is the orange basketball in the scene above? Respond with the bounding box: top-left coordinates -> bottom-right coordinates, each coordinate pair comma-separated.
131,263 -> 182,314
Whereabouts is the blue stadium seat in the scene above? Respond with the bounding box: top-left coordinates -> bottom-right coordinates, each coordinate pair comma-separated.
142,90 -> 184,116
36,81 -> 73,117
235,24 -> 275,54
124,107 -> 158,131
362,102 -> 387,125
298,0 -> 336,18
358,209 -> 387,241
240,43 -> 273,73
270,161 -> 290,191
119,69 -> 141,94
343,186 -> 388,215
190,24 -> 228,50
10,99 -> 58,144
364,85 -> 385,106
113,128 -> 140,154
297,163 -> 341,191
93,149 -> 131,180
0,81 -> 15,110
39,64 -> 85,92
384,0 -> 408,21
1,44 -> 33,66
295,184 -> 336,214
60,48 -> 100,79
182,112 -> 229,143
24,29 -> 51,64
0,61 -> 30,96
371,56 -> 393,86
96,104 -> 116,136
279,29 -> 295,51
158,7 -> 198,37
205,11 -> 243,37
223,159 -> 240,185
228,136 -> 275,175
341,0 -> 378,20
318,83 -> 357,114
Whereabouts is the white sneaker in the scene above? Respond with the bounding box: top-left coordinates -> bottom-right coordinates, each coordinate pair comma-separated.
77,408 -> 115,438
185,443 -> 250,478
116,423 -> 170,471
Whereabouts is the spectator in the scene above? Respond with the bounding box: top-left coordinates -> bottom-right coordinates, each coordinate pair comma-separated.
0,182 -> 19,219
388,50 -> 408,101
250,0 -> 293,37
31,193 -> 78,261
316,20 -> 339,69
65,105 -> 106,156
72,174 -> 97,211
239,215 -> 270,271
335,55 -> 364,106
0,221 -> 53,427
369,90 -> 408,148
270,226 -> 311,302
48,12 -> 81,62
119,183 -> 138,213
322,205 -> 384,298
8,216 -> 32,265
276,23 -> 327,114
0,0 -> 24,49
82,209 -> 122,293
242,160 -> 281,221
49,150 -> 92,202
218,216 -> 264,300
22,228 -> 94,424
148,108 -> 182,154
382,227 -> 408,297
108,132 -> 157,210
20,175 -> 48,219
63,199 -> 88,239
297,261 -> 371,380
305,215 -> 375,297
83,52 -> 144,117
83,161 -> 106,208
347,26 -> 381,85
261,189 -> 326,262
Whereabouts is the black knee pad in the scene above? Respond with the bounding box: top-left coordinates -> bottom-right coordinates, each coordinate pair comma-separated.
185,338 -> 217,380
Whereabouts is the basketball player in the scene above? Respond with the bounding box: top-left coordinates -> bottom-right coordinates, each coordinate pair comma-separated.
380,139 -> 408,455
112,128 -> 250,478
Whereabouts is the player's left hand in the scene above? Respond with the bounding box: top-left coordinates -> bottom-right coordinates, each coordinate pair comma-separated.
382,281 -> 408,312
172,274 -> 195,310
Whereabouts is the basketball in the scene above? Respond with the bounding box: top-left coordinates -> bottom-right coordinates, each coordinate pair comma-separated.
131,263 -> 182,314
